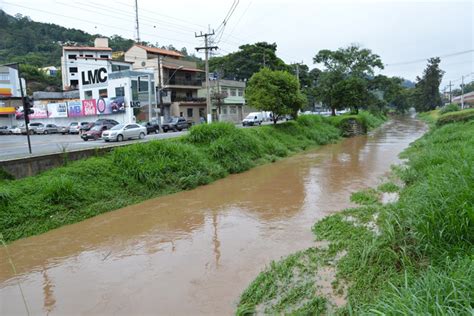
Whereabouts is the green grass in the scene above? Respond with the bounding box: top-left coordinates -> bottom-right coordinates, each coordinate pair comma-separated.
0,113 -> 386,243
436,108 -> 474,126
417,109 -> 440,126
237,118 -> 474,314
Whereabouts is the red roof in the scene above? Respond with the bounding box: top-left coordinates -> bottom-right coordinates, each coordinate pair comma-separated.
63,46 -> 112,51
135,44 -> 183,58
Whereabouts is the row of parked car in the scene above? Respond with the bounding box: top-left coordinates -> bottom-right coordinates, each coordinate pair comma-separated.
0,117 -> 194,143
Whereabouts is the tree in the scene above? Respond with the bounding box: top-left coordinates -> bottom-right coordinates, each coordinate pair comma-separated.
313,45 -> 384,115
246,68 -> 306,124
412,57 -> 444,112
209,42 -> 290,80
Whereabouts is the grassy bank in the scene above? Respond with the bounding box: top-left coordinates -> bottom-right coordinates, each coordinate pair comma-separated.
237,114 -> 473,314
0,112 -> 383,243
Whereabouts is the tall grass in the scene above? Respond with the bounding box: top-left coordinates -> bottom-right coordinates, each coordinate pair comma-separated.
0,113 -> 376,243
237,117 -> 474,314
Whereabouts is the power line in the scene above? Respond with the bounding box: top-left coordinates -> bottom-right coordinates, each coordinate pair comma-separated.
385,49 -> 474,67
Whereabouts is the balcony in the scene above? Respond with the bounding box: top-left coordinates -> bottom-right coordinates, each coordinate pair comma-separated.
165,78 -> 203,87
172,96 -> 206,103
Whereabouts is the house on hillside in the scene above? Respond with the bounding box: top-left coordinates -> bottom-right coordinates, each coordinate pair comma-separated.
125,44 -> 206,123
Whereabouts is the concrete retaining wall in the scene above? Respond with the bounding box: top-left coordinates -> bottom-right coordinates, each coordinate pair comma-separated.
0,146 -> 116,179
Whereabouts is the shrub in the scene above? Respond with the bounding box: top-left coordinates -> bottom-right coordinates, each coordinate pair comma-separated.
436,108 -> 474,126
439,103 -> 460,115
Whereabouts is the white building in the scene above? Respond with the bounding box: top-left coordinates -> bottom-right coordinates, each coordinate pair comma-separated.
0,65 -> 25,98
61,38 -> 113,90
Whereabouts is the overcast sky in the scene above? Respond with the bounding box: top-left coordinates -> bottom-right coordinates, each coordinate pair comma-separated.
2,0 -> 473,89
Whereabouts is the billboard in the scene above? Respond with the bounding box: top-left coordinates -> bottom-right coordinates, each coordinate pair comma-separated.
67,101 -> 83,117
29,104 -> 48,119
47,103 -> 68,118
82,99 -> 97,116
97,97 -> 125,115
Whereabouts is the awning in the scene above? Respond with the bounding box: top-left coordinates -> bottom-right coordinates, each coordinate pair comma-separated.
0,107 -> 16,114
162,65 -> 205,72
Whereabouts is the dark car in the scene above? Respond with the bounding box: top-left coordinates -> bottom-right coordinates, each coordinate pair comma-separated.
140,120 -> 160,134
161,117 -> 191,132
80,124 -> 113,141
80,119 -> 118,134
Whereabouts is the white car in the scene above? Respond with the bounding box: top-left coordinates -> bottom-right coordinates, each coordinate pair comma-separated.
102,123 -> 147,142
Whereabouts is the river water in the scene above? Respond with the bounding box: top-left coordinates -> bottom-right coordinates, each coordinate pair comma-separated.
0,115 -> 426,315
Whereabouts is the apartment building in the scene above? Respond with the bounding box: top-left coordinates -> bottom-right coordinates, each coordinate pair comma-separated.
0,65 -> 25,125
125,44 -> 206,123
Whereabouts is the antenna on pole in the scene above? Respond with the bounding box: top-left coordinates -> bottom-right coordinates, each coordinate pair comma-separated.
135,0 -> 140,43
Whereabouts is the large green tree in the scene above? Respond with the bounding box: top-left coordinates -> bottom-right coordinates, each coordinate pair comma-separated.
412,57 -> 444,112
312,45 -> 384,115
246,68 -> 306,124
209,42 -> 290,80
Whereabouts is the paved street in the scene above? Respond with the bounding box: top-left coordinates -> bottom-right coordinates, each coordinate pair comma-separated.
0,131 -> 187,161
0,121 -> 279,161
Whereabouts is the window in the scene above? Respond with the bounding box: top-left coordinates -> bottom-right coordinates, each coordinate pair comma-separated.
84,90 -> 93,100
115,87 -> 125,97
99,89 -> 108,98
85,54 -> 93,58
69,67 -> 78,73
0,73 -> 9,81
138,77 -> 149,92
68,54 -> 77,60
222,108 -> 228,115
199,108 -> 205,118
179,112 -> 184,117
187,108 -> 193,117
230,88 -> 236,96
100,55 -> 109,59
70,80 -> 79,87
186,91 -> 193,99
238,89 -> 244,96
230,106 -> 237,114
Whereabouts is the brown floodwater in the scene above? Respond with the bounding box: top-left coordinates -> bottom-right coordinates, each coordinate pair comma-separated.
0,115 -> 426,315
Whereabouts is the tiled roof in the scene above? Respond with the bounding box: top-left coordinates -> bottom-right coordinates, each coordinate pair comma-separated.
135,44 -> 183,57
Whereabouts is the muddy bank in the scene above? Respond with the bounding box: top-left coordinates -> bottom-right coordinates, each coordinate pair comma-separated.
0,115 -> 426,315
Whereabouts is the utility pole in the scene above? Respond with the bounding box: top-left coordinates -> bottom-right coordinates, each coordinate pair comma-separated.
195,30 -> 218,123
157,56 -> 164,124
461,76 -> 465,109
147,74 -> 152,121
134,0 -> 140,42
448,81 -> 453,103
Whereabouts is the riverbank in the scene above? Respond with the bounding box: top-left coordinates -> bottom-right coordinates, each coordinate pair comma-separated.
0,112 -> 384,243
236,114 -> 473,314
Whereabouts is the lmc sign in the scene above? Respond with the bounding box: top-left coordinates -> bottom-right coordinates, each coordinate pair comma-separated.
81,67 -> 108,85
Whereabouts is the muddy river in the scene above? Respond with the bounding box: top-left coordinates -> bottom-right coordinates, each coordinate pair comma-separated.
0,115 -> 426,315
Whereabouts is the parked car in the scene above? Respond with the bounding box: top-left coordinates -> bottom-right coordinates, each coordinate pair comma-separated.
70,122 -> 89,134
0,126 -> 9,135
9,125 -> 21,134
242,112 -> 263,126
21,122 -> 44,134
140,120 -> 160,134
79,122 -> 95,134
161,117 -> 191,132
80,125 -> 109,141
102,123 -> 146,142
36,124 -> 59,134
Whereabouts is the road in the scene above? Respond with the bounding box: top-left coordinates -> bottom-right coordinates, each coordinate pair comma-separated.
0,131 -> 187,161
0,121 -> 278,161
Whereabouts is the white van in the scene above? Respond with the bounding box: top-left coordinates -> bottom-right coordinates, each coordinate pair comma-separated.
242,112 -> 263,126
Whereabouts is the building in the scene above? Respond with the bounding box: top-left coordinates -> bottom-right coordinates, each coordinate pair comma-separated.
198,79 -> 251,123
125,44 -> 206,123
61,38 -> 113,90
41,66 -> 58,77
0,65 -> 25,126
452,91 -> 474,108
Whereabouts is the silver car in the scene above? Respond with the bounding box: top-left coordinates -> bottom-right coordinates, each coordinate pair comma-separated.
102,123 -> 146,142
36,124 -> 59,134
